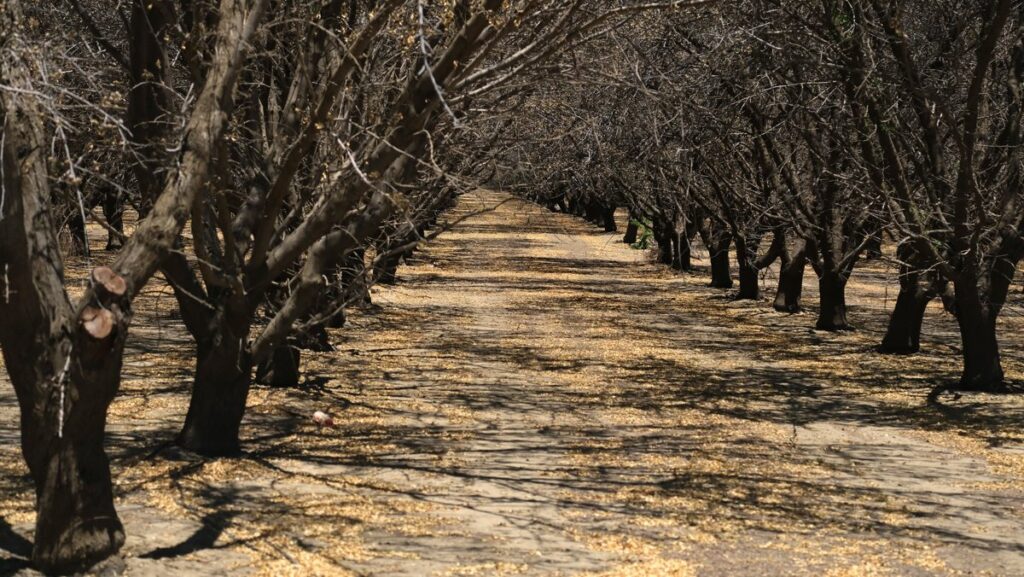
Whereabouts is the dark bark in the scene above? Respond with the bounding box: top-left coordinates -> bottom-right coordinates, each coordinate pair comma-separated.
177,311 -> 254,455
815,269 -> 853,331
341,248 -> 370,307
672,232 -> 692,271
0,228 -> 125,575
863,233 -> 882,260
655,225 -> 673,265
706,227 -> 733,289
255,345 -> 300,388
773,239 -> 807,313
880,243 -> 945,354
949,251 -> 1018,391
879,287 -> 931,354
602,206 -> 617,232
101,186 -> 124,250
584,200 -> 602,224
954,300 -> 1003,391
1,64 -> 128,572
126,0 -> 173,212
377,252 -> 402,285
735,235 -> 760,300
623,217 -> 639,245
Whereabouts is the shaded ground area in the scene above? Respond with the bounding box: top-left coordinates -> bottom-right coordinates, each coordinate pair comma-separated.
2,191 -> 1024,576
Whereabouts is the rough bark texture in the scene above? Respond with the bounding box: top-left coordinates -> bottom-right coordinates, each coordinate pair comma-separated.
706,228 -> 733,289
880,287 -> 931,354
816,269 -> 852,331
879,243 -> 945,354
177,306 -> 254,455
1,27 -> 129,571
773,237 -> 807,313
735,235 -> 760,300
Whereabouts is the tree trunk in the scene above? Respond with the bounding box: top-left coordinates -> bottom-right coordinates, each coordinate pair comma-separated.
177,314 -> 254,455
879,287 -> 931,353
5,331 -> 128,574
863,233 -> 882,260
735,235 -> 760,300
2,55 -> 128,572
255,345 -> 300,388
656,227 -> 673,265
774,240 -> 807,313
377,252 -> 401,285
602,206 -> 617,232
708,234 -> 733,289
101,186 -> 124,250
585,200 -> 601,224
953,284 -> 1004,392
815,269 -> 852,330
623,218 -> 639,245
880,241 -> 952,353
342,248 -> 370,306
24,364 -> 126,574
672,231 -> 692,271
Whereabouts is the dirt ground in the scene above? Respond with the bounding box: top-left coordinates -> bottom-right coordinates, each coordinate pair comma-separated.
2,190 -> 1024,576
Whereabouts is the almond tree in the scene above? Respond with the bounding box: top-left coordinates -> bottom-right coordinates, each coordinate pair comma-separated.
0,0 -> 267,570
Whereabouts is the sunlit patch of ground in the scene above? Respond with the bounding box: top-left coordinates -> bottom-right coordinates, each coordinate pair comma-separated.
1,191 -> 1024,575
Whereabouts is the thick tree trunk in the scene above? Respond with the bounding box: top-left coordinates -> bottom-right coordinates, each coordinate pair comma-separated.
654,224 -> 673,265
255,345 -> 300,388
101,186 -> 124,250
178,313 -> 254,455
815,269 -> 852,331
342,248 -> 370,306
953,284 -> 1004,392
863,234 -> 882,260
602,206 -> 617,232
567,196 -> 582,216
623,218 -> 639,245
879,287 -> 931,353
24,367 -> 126,574
4,322 -> 129,574
708,235 -> 733,289
735,235 -> 760,300
377,252 -> 401,285
672,232 -> 692,271
584,200 -> 601,224
774,240 -> 807,313
2,93 -> 128,572
880,241 -> 952,354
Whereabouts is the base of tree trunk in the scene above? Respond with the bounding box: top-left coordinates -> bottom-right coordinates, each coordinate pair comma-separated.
33,520 -> 124,575
773,276 -> 803,312
177,346 -> 252,456
255,346 -> 301,388
656,231 -> 673,265
672,234 -> 692,271
815,317 -> 855,331
623,220 -> 639,245
377,256 -> 400,285
773,241 -> 806,313
602,207 -> 617,232
879,289 -> 930,354
709,247 -> 733,289
815,274 -> 852,331
952,286 -> 1006,393
955,362 -> 1006,392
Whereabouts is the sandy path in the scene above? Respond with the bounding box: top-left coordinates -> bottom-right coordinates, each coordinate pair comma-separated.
2,190 -> 1024,576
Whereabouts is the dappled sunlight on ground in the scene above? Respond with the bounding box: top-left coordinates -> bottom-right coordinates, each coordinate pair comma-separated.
1,191 -> 1024,575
